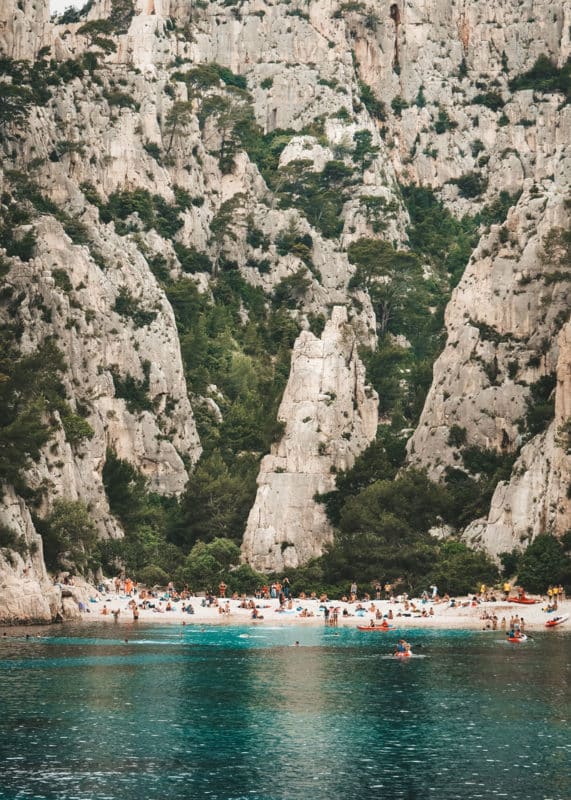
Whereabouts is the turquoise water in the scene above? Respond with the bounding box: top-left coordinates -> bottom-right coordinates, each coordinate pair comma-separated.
0,624 -> 569,800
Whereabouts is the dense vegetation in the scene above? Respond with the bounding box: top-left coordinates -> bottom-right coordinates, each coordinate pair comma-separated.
87,180 -> 527,597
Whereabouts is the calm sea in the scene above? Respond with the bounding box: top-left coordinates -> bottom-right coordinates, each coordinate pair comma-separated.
0,623 -> 569,800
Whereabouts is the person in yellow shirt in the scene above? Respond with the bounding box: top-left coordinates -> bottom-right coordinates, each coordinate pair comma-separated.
503,581 -> 511,599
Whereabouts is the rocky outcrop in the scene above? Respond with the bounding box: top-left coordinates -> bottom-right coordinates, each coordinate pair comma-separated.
242,306 -> 378,571
407,179 -> 570,478
0,0 -> 50,61
1,0 -> 569,600
0,487 -> 59,624
464,319 -> 571,557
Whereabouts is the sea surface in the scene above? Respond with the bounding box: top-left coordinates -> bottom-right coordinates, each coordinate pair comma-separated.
0,622 -> 569,800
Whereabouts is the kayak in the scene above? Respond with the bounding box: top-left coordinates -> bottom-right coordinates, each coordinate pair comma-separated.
507,596 -> 537,604
507,634 -> 528,642
357,624 -> 393,631
545,614 -> 569,628
395,650 -> 412,657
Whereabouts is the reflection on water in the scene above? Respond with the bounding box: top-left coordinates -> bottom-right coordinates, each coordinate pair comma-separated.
0,624 -> 569,800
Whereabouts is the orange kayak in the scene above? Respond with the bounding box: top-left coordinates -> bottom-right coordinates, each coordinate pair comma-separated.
507,597 -> 537,604
357,624 -> 393,631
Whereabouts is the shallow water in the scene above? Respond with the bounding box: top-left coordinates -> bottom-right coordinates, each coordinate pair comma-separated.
0,623 -> 569,800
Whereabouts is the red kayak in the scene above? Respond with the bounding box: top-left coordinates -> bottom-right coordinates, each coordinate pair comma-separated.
357,624 -> 393,631
545,614 -> 568,628
507,634 -> 528,643
507,596 -> 537,604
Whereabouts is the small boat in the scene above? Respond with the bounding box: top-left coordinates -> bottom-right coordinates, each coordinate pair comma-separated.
507,633 -> 528,643
507,596 -> 537,604
394,650 -> 412,657
545,614 -> 569,628
357,624 -> 393,631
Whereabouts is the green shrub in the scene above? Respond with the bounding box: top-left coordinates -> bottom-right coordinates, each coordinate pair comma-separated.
434,108 -> 458,133
226,563 -> 267,594
517,535 -> 570,592
358,81 -> 387,121
426,541 -> 499,596
52,269 -> 73,292
0,339 -> 65,489
174,243 -> 212,273
0,524 -> 29,557
111,362 -> 152,413
104,90 -> 138,110
55,0 -> 94,24
101,189 -> 186,238
453,171 -> 487,198
113,287 -> 157,328
448,425 -> 467,447
61,412 -> 94,445
391,96 -> 409,116
138,565 -> 169,587
523,374 -> 556,438
272,268 -> 311,309
472,91 -> 504,111
509,55 -> 570,102
143,141 -> 161,161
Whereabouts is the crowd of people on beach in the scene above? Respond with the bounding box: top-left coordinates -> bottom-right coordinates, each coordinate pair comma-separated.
55,571 -> 568,631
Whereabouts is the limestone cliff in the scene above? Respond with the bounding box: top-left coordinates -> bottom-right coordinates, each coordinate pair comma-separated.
463,319 -> 571,557
0,0 -> 569,611
242,306 -> 378,571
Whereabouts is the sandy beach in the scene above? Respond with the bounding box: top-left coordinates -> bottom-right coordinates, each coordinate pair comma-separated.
83,590 -> 570,632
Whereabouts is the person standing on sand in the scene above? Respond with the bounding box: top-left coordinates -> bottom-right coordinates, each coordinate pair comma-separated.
350,580 -> 357,599
219,581 -> 227,598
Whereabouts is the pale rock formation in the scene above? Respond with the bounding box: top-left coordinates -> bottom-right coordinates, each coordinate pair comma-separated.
0,488 -> 59,624
1,0 -> 569,602
242,307 -> 378,571
464,320 -> 571,557
347,0 -> 570,204
407,178 -> 570,480
0,0 -> 50,61
6,214 -> 201,512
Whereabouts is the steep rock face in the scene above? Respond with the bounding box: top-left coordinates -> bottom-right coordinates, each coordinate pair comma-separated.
407,177 -> 570,478
350,0 -> 569,204
361,0 -> 571,551
0,0 -> 49,61
464,320 -> 571,557
0,487 -> 59,624
1,0 -> 409,600
2,207 -> 202,529
1,0 -> 569,595
242,306 -> 378,571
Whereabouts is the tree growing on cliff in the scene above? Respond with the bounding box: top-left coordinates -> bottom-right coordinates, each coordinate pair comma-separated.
0,339 -> 65,492
77,20 -> 117,53
40,500 -> 97,573
163,101 -> 194,156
